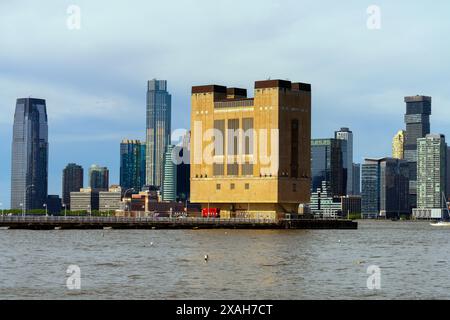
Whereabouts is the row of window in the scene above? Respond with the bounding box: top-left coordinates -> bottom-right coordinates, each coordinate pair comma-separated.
216,183 -> 250,190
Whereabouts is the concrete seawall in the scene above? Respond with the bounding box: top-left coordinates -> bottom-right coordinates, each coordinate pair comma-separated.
0,216 -> 357,230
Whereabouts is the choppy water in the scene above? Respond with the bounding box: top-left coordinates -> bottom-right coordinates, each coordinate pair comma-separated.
0,220 -> 449,300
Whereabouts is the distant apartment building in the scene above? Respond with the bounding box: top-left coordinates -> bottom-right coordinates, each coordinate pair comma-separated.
89,164 -> 109,191
404,95 -> 431,210
311,138 -> 345,197
413,134 -> 447,220
120,139 -> 146,192
392,130 -> 405,159
70,188 -> 99,212
11,98 -> 48,211
335,127 -> 353,195
352,163 -> 361,195
146,79 -> 172,188
310,181 -> 342,218
310,181 -> 361,218
62,163 -> 83,208
162,145 -> 177,202
361,158 -> 409,219
190,80 -> 311,220
99,185 -> 122,213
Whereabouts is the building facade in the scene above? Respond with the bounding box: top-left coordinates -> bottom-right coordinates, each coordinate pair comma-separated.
361,158 -> 409,219
190,79 -> 311,220
335,127 -> 353,195
146,79 -> 172,188
162,145 -> 177,201
352,163 -> 361,195
310,181 -> 342,218
120,139 -> 146,192
404,95 -> 431,209
311,138 -> 345,197
62,163 -> 83,208
46,195 -> 62,215
11,98 -> 48,210
70,188 -> 99,212
417,134 -> 447,209
89,165 -> 109,191
99,185 -> 122,213
392,130 -> 405,159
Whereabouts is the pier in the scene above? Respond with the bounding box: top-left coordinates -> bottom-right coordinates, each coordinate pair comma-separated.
0,216 -> 357,230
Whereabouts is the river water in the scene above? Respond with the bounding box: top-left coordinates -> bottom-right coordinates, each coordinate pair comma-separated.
0,220 -> 449,300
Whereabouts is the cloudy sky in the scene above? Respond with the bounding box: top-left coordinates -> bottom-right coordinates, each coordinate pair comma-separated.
1,0 -> 450,208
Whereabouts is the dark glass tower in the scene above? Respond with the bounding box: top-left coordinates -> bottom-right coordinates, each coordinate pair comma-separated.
11,98 -> 48,210
404,95 -> 431,209
361,158 -> 409,219
120,139 -> 146,192
89,165 -> 109,191
311,138 -> 345,197
62,163 -> 84,208
146,79 -> 171,188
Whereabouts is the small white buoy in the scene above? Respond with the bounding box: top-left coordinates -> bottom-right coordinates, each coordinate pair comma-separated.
204,254 -> 209,262
150,242 -> 153,246
338,240 -> 341,243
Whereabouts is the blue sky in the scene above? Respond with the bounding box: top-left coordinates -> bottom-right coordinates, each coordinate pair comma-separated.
1,0 -> 450,208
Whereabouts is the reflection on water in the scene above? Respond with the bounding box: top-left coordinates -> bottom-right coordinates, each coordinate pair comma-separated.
0,221 -> 449,299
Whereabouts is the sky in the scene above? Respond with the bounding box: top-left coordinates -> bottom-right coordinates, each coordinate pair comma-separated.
1,0 -> 450,208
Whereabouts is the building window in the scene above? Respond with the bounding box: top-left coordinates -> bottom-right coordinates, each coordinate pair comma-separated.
213,163 -> 224,176
293,183 -> 297,192
227,163 -> 239,176
230,183 -> 235,190
216,184 -> 221,190
291,119 -> 299,178
245,183 -> 250,190
242,163 -> 253,176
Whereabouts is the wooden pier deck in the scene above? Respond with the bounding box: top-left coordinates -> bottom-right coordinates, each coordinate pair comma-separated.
0,216 -> 357,230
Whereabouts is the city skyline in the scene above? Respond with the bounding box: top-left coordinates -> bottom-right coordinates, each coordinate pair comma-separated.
3,1 -> 450,208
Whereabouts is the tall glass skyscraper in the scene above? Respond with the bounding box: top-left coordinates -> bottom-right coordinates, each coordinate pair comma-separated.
361,158 -> 409,219
311,138 -> 345,197
404,95 -> 431,209
11,98 -> 48,210
89,165 -> 109,191
120,139 -> 146,192
62,163 -> 84,208
335,127 -> 353,195
146,79 -> 172,188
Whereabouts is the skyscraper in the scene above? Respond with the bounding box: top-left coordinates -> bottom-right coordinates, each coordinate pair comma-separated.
89,165 -> 109,191
162,145 -> 177,202
62,163 -> 84,208
146,79 -> 172,188
417,134 -> 447,209
311,138 -> 345,197
361,158 -> 409,219
190,80 -> 311,220
120,139 -> 146,192
335,127 -> 353,195
11,98 -> 48,210
392,130 -> 405,159
404,95 -> 431,209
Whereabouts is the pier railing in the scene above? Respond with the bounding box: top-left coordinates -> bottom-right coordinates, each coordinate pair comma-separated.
0,215 -> 278,225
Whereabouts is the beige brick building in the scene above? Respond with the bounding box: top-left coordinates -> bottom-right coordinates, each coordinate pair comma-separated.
190,79 -> 311,220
